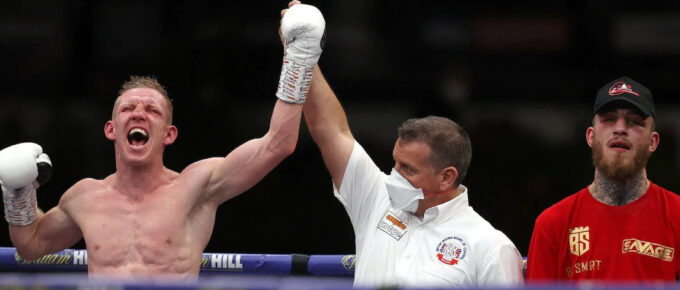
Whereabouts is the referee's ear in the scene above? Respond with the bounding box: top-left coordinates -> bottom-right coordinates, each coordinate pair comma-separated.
438,166 -> 458,191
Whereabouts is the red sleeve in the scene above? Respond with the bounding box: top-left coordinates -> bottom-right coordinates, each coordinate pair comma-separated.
658,185 -> 680,280
526,209 -> 560,281
676,238 -> 680,280
671,193 -> 680,280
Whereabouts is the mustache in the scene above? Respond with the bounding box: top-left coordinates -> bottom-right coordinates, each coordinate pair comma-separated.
591,139 -> 651,181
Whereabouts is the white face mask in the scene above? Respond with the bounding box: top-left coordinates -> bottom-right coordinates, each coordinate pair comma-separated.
385,168 -> 424,213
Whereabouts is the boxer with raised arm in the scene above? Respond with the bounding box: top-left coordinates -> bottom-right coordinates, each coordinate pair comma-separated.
0,3 -> 324,278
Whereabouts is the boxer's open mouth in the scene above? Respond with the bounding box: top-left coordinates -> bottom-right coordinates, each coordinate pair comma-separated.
608,139 -> 631,152
128,128 -> 149,146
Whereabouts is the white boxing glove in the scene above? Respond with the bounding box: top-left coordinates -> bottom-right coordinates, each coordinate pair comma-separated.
276,4 -> 326,104
0,143 -> 52,226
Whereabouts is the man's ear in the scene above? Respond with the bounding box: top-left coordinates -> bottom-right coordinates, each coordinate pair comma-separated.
586,127 -> 594,148
164,125 -> 178,146
105,121 -> 115,141
649,131 -> 660,152
439,166 -> 459,191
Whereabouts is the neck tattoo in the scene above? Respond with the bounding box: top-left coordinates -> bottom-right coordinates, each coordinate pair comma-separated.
591,173 -> 647,206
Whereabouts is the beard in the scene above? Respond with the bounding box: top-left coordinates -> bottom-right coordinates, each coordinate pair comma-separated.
592,138 -> 651,182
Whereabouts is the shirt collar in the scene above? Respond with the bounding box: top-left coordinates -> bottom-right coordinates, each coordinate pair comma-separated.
422,185 -> 469,223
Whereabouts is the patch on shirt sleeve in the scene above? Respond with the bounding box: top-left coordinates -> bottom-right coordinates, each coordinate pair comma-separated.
377,210 -> 408,240
436,236 -> 468,265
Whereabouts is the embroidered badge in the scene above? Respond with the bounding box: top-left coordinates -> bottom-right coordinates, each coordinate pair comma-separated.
436,236 -> 467,265
377,209 -> 408,241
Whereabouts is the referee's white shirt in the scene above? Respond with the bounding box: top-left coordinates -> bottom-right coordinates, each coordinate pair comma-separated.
334,141 -> 524,288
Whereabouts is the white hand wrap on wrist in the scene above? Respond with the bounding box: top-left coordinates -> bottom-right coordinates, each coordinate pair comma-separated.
276,59 -> 314,104
276,4 -> 325,104
2,185 -> 38,226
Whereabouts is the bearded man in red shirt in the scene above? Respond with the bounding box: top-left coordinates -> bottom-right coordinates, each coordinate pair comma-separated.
527,76 -> 680,281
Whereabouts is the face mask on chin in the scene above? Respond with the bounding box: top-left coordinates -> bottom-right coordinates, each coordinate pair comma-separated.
385,168 -> 424,213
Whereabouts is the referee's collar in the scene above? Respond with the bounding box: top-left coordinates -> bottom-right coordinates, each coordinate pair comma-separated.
423,185 -> 469,223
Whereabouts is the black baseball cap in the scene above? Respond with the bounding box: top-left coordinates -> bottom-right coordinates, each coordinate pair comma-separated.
593,76 -> 655,119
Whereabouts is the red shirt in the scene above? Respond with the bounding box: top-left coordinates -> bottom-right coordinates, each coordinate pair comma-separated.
526,182 -> 680,281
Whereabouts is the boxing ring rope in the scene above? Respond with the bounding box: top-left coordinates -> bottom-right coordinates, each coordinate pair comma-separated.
0,247 -> 355,276
0,273 -> 357,289
0,248 -> 676,289
0,247 -> 360,289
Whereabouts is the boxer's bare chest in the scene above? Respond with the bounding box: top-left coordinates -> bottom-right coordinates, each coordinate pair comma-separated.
69,182 -> 208,272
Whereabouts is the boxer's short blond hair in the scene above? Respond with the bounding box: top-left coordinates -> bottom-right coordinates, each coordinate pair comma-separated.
113,76 -> 173,124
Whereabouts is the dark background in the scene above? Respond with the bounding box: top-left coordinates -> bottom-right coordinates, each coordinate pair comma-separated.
1,0 -> 680,257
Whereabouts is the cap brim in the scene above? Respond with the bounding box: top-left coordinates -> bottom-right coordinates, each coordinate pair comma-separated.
594,97 -> 653,118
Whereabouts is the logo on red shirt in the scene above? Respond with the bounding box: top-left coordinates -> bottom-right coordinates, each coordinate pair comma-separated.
569,226 -> 590,256
622,239 -> 674,262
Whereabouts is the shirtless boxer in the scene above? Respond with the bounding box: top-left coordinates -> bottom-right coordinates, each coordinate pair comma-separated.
0,3 -> 324,278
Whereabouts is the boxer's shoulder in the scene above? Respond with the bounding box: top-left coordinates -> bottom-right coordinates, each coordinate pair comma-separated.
59,178 -> 106,204
180,158 -> 222,177
73,177 -> 107,192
